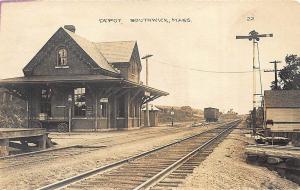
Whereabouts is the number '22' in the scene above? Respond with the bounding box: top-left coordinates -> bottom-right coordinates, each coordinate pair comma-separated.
247,17 -> 254,21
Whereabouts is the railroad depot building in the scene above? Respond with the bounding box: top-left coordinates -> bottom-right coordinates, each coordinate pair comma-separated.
0,26 -> 168,131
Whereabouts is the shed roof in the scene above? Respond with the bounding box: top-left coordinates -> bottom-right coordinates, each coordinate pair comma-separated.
96,41 -> 136,63
264,90 -> 300,108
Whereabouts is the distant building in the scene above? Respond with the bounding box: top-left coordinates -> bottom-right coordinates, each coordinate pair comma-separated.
142,104 -> 160,127
264,90 -> 300,133
0,26 -> 168,131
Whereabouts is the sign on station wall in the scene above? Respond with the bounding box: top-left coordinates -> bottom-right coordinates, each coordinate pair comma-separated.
100,98 -> 108,103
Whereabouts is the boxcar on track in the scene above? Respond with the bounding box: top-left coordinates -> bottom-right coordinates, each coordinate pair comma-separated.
204,107 -> 219,122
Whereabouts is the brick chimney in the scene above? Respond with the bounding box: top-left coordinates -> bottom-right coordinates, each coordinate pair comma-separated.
64,25 -> 76,33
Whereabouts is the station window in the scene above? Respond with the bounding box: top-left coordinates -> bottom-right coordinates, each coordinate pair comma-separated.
117,96 -> 125,117
40,88 -> 52,116
74,88 -> 86,117
57,48 -> 68,66
100,103 -> 107,117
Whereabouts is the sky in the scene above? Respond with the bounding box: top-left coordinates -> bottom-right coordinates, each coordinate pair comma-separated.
0,0 -> 300,114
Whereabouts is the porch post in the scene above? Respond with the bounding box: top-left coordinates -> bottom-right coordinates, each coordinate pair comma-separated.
112,96 -> 117,128
138,101 -> 141,127
107,98 -> 110,129
133,100 -> 135,128
27,100 -> 29,128
67,95 -> 72,133
95,90 -> 98,131
125,91 -> 130,128
27,87 -> 32,128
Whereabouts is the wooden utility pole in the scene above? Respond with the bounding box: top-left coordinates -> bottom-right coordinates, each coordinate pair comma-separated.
264,60 -> 281,90
141,54 -> 153,127
146,58 -> 149,85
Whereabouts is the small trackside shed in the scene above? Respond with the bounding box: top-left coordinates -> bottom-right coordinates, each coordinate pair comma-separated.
142,104 -> 160,127
0,26 -> 168,131
264,90 -> 300,133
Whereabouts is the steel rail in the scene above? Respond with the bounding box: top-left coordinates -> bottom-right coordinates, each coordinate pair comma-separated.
36,120 -> 239,190
1,122 -> 222,170
0,145 -> 106,160
1,123 -> 194,160
0,146 -> 76,160
133,120 -> 240,190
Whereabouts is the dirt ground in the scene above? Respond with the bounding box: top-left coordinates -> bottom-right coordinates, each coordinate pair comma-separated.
0,122 -> 214,190
2,120 -> 298,190
178,121 -> 300,190
49,121 -> 194,148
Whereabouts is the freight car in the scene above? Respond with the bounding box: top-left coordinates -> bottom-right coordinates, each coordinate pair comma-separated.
204,107 -> 219,122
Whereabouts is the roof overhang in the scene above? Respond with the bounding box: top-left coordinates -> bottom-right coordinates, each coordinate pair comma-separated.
0,75 -> 121,85
0,75 -> 169,103
121,80 -> 169,104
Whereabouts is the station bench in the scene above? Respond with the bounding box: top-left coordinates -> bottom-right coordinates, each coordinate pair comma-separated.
0,128 -> 49,156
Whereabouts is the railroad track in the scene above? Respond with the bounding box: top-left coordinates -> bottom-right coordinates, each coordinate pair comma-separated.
0,122 -> 213,169
37,119 -> 241,190
0,145 -> 105,169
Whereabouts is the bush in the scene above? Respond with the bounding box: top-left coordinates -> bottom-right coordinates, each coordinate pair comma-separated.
0,96 -> 26,128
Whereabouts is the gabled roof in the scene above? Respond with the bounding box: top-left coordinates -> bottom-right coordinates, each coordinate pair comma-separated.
63,28 -> 117,73
23,27 -> 118,75
264,90 -> 300,108
96,41 -> 136,63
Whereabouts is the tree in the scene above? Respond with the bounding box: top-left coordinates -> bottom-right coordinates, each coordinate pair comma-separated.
180,106 -> 193,117
0,91 -> 26,128
271,54 -> 300,90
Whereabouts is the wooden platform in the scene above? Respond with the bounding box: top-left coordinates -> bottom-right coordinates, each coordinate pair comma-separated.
245,144 -> 300,159
245,144 -> 300,184
0,128 -> 47,156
